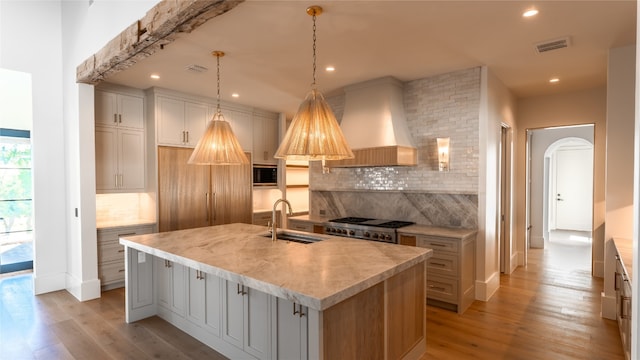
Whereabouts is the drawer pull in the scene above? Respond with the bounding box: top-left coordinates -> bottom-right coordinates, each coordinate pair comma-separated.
118,269 -> 125,273
430,262 -> 447,267
429,285 -> 447,292
118,249 -> 125,253
118,232 -> 136,237
428,243 -> 447,247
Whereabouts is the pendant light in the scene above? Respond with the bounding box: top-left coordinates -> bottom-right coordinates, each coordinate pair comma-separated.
274,5 -> 354,162
188,51 -> 248,165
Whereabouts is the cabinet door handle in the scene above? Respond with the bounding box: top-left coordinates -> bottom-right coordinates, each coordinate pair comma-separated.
614,271 -> 620,291
186,131 -> 189,144
205,193 -> 211,224
118,114 -> 122,123
237,284 -> 247,296
164,260 -> 172,268
429,285 -> 446,292
119,174 -> 123,188
212,192 -> 217,222
118,269 -> 125,273
430,262 -> 447,267
621,295 -> 631,319
114,114 -> 118,124
292,303 -> 305,318
118,249 -> 125,253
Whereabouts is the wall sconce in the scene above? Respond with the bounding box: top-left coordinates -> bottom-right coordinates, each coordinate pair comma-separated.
437,137 -> 450,171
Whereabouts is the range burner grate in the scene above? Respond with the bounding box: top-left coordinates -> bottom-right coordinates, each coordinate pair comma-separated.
329,217 -> 374,224
375,221 -> 415,228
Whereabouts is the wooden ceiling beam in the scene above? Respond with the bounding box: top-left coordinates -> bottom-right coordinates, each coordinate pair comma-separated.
76,0 -> 244,85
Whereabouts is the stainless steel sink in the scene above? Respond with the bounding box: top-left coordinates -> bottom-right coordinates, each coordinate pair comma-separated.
260,230 -> 329,244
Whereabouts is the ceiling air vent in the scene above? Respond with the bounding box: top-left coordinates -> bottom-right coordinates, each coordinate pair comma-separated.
185,64 -> 209,73
534,37 -> 570,54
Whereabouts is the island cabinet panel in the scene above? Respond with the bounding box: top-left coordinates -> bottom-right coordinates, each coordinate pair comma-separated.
272,298 -> 308,360
187,269 -> 222,336
387,262 -> 425,360
222,280 -> 272,359
322,282 -> 385,359
155,257 -> 187,318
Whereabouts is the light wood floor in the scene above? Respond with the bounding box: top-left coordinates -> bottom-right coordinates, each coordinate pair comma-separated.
1,242 -> 623,359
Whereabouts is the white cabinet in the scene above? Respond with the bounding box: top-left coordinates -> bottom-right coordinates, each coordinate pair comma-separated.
222,106 -> 253,151
156,258 -> 187,317
273,297 -> 308,360
223,280 -> 272,359
187,268 -> 222,337
253,112 -> 279,164
156,96 -> 208,147
95,125 -> 145,191
95,90 -> 144,129
97,224 -> 154,290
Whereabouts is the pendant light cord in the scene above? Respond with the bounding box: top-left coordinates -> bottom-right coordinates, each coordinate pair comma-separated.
312,11 -> 317,88
216,54 -> 222,115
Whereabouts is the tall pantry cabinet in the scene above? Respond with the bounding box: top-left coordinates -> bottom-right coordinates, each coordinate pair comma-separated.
147,88 -> 256,232
157,146 -> 252,232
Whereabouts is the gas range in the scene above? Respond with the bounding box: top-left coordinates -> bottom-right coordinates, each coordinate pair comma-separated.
324,217 -> 415,244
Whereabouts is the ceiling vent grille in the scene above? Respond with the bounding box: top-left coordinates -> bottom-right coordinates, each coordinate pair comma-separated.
534,37 -> 570,54
185,64 -> 209,73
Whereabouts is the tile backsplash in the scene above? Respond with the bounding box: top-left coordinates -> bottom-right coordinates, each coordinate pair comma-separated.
310,190 -> 477,229
96,193 -> 156,222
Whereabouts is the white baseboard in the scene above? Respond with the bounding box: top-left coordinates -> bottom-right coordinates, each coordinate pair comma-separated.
509,252 -> 519,274
601,292 -> 617,320
475,271 -> 500,301
66,274 -> 101,301
33,272 -> 66,295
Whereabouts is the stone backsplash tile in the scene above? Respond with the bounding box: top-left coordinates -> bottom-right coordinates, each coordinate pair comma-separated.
311,190 -> 477,229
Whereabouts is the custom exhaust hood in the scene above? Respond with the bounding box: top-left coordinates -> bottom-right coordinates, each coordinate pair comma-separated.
327,76 -> 417,167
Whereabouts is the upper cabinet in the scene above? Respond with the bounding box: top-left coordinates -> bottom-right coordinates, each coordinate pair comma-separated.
95,90 -> 144,130
253,111 -> 279,165
156,96 -> 208,147
95,86 -> 146,193
221,106 -> 253,152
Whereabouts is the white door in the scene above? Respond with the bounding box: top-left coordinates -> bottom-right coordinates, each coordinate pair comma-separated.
554,148 -> 593,231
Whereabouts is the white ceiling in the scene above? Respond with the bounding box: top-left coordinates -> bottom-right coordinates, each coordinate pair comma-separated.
105,0 -> 637,116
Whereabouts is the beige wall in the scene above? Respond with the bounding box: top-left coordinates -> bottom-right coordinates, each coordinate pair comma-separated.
516,87 -> 607,276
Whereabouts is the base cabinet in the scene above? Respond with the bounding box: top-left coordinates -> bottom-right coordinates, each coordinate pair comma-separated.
97,224 -> 154,290
398,231 -> 476,314
614,254 -> 632,360
223,281 -> 272,359
126,251 -> 425,360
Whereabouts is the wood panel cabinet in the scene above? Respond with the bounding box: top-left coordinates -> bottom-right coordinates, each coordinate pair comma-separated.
95,90 -> 144,129
157,146 -> 252,232
97,224 -> 154,290
398,231 -> 476,314
95,125 -> 146,191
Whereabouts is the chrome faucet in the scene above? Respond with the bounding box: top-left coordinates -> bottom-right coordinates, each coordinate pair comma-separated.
271,198 -> 293,242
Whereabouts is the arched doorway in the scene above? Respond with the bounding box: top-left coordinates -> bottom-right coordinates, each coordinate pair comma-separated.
526,125 -> 594,272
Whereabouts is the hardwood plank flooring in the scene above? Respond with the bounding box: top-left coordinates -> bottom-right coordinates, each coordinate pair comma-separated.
0,242 -> 624,359
423,242 -> 624,360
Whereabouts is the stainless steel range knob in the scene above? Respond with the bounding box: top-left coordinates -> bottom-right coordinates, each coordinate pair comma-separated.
364,232 -> 370,237
349,230 -> 355,235
372,233 -> 379,239
384,234 -> 392,241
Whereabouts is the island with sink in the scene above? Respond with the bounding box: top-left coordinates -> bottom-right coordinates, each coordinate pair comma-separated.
120,223 -> 432,360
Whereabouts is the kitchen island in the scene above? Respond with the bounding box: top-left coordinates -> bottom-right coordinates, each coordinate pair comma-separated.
120,223 -> 432,360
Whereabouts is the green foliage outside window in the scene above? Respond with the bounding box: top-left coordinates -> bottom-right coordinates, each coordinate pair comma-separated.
0,141 -> 32,234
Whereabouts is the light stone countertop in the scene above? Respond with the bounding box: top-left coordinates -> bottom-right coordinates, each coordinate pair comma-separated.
120,223 -> 431,311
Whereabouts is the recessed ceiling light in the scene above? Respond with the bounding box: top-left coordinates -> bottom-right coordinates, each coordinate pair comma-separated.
523,9 -> 539,17
549,78 -> 560,83
231,93 -> 239,98
150,74 -> 160,80
325,66 -> 335,72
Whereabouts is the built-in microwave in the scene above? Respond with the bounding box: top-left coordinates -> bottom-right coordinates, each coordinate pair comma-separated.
253,165 -> 278,186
